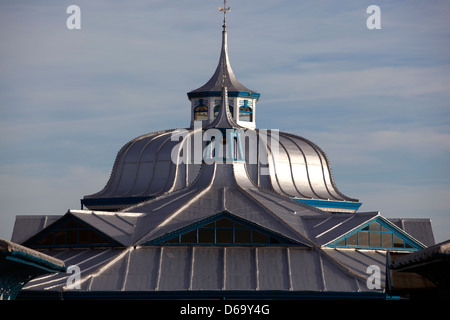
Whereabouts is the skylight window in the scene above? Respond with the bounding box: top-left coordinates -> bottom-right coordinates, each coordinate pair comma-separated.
24,216 -> 118,248
239,106 -> 252,122
194,105 -> 208,120
145,213 -> 302,246
327,219 -> 422,251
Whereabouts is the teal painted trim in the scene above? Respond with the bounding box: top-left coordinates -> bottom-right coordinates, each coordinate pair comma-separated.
188,91 -> 260,99
386,295 -> 402,300
293,198 -> 362,210
6,254 -> 66,274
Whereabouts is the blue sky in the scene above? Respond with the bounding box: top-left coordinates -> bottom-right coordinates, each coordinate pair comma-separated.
1,0 -> 449,243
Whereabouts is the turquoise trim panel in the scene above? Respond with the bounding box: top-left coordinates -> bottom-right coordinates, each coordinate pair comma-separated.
188,91 -> 260,99
5,255 -> 66,274
293,198 -> 362,211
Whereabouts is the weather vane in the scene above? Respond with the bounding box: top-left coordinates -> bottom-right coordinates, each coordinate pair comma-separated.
219,0 -> 230,27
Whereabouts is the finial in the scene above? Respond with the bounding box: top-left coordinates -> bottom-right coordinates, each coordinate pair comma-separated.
219,0 -> 230,30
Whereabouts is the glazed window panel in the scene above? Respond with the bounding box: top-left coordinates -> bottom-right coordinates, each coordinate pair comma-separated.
194,105 -> 208,120
67,229 -> 77,244
90,232 -> 102,244
370,221 -> 381,231
235,228 -> 251,244
165,236 -> 179,244
181,230 -> 197,243
346,233 -> 358,246
239,106 -> 252,122
198,228 -> 215,243
252,231 -> 269,244
382,233 -> 393,248
370,232 -> 381,247
358,231 -> 369,246
269,237 -> 283,245
393,234 -> 404,248
54,230 -> 66,244
216,229 -> 233,243
78,229 -> 90,244
216,218 -> 233,228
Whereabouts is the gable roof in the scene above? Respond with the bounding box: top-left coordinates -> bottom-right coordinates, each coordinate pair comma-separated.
69,210 -> 142,246
11,215 -> 62,244
388,218 -> 435,247
21,212 -> 128,248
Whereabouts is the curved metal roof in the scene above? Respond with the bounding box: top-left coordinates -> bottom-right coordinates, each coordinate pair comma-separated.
83,128 -> 358,211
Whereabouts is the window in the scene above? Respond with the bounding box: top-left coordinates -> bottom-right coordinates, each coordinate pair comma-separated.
194,105 -> 208,121
26,217 -> 117,248
238,100 -> 253,122
145,213 -> 301,246
239,105 -> 252,122
328,219 -> 419,250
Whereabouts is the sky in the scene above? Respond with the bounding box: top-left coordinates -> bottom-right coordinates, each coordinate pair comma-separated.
1,0 -> 449,243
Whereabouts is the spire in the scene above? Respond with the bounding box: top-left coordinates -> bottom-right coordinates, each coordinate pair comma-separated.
219,0 -> 231,86
188,0 -> 256,95
206,0 -> 242,128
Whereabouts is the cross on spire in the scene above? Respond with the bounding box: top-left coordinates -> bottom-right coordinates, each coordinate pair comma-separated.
219,0 -> 230,29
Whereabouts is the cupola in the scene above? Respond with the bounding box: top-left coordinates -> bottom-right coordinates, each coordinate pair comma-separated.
187,4 -> 260,129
